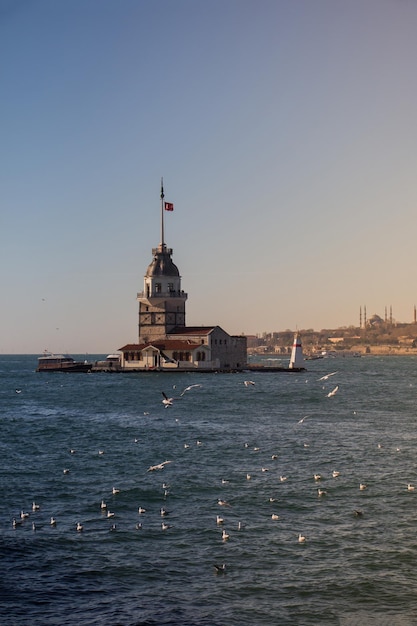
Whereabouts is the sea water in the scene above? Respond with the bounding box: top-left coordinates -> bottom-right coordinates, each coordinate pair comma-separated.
1,354 -> 417,626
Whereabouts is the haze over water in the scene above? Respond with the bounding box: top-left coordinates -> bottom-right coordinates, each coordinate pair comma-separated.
2,354 -> 417,625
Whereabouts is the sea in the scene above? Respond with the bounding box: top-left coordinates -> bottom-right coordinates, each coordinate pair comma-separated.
1,354 -> 417,626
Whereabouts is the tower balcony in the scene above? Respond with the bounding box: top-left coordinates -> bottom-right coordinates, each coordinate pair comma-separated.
137,290 -> 188,300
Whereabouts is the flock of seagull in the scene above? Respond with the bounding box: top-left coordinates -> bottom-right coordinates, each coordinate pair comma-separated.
9,369 -> 415,578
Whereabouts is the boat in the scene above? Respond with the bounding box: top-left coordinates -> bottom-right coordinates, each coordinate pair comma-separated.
36,353 -> 93,372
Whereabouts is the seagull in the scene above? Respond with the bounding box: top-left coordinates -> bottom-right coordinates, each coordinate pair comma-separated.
112,487 -> 120,495
147,460 -> 172,472
32,502 -> 40,511
180,384 -> 202,396
214,563 -> 226,574
50,517 -> 57,526
271,454 -> 278,460
298,533 -> 306,543
317,488 -> 327,496
160,507 -> 169,517
332,470 -> 340,478
12,518 -> 22,528
246,473 -> 251,480
298,415 -> 310,424
218,499 -> 231,507
15,389 -> 22,394
244,381 -> 255,387
162,392 -> 173,407
221,529 -> 230,541
76,522 -> 83,532
318,371 -> 338,381
63,468 -> 70,474
221,478 -> 230,484
138,507 -> 146,514
107,510 -> 115,518
216,515 -> 224,525
314,474 -> 321,481
359,483 -> 367,491
20,511 -> 29,520
100,500 -> 107,510
98,450 -> 105,455
135,523 -> 142,530
327,386 -> 339,397
271,514 -> 280,520
70,449 -> 76,454
280,476 -> 287,482
353,509 -> 363,517
161,522 -> 171,531
408,484 -> 415,491
262,467 -> 269,472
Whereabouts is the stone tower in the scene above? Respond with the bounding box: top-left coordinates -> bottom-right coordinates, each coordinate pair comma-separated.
137,182 -> 187,343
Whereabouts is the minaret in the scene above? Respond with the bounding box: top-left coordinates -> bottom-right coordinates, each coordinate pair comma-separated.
289,332 -> 304,369
137,180 -> 187,343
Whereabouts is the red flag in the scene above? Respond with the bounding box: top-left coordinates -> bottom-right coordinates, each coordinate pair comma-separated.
164,202 -> 174,211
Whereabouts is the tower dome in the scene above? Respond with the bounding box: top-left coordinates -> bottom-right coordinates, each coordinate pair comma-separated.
146,246 -> 180,277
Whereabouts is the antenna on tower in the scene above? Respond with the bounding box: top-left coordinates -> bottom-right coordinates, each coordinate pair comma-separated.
359,306 -> 362,329
160,177 -> 165,248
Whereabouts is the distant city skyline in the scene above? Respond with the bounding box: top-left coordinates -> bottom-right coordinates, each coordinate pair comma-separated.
2,0 -> 417,353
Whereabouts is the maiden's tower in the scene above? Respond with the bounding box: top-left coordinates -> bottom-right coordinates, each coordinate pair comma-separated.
118,182 -> 247,371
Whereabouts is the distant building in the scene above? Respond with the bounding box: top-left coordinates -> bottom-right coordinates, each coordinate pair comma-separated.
118,183 -> 247,371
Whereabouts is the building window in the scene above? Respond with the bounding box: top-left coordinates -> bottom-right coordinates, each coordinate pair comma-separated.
155,283 -> 162,293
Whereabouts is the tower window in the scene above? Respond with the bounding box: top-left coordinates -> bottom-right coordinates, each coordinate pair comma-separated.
155,283 -> 162,293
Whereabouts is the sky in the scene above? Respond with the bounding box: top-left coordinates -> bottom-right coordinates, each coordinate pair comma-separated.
2,0 -> 417,353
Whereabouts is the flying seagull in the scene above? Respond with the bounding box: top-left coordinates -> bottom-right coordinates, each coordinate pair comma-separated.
147,460 -> 172,472
318,371 -> 338,381
327,385 -> 339,397
162,392 -> 173,407
180,384 -> 202,396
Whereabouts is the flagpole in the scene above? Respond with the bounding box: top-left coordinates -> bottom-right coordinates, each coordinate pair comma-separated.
160,177 -> 165,248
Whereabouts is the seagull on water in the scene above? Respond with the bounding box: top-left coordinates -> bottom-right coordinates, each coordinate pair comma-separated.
327,386 -> 339,397
76,522 -> 83,532
161,521 -> 171,531
298,533 -> 306,543
271,514 -> 280,520
100,500 -> 107,510
138,507 -> 146,514
332,470 -> 340,478
32,502 -> 40,512
217,499 -> 231,507
214,563 -> 226,574
244,380 -> 255,387
317,488 -> 327,496
221,529 -> 230,541
112,487 -> 120,495
314,474 -> 321,481
50,517 -> 57,526
408,484 -> 415,491
359,483 -> 367,491
216,515 -> 224,525
298,415 -> 310,424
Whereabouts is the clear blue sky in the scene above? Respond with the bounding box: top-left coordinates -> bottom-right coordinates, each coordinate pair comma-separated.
2,0 -> 417,353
